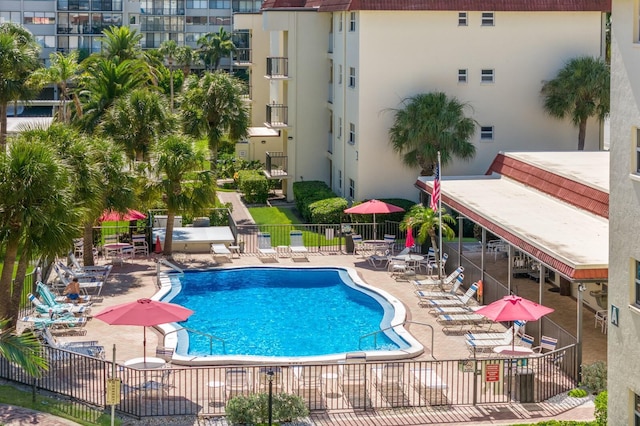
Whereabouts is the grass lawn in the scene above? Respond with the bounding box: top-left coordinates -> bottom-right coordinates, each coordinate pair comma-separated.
0,384 -> 117,425
249,206 -> 302,225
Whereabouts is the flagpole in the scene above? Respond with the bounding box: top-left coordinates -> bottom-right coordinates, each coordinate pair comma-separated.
437,151 -> 443,279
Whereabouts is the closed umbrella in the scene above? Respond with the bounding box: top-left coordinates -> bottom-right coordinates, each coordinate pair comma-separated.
475,295 -> 554,352
95,298 -> 193,362
405,227 -> 415,249
344,199 -> 405,239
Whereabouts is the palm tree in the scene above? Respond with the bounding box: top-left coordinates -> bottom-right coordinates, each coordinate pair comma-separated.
198,28 -> 235,71
159,40 -> 178,111
100,88 -> 175,162
181,71 -> 249,172
100,25 -> 144,63
29,50 -> 80,123
176,45 -> 196,78
0,137 -> 79,323
0,319 -> 47,378
541,56 -> 610,151
400,204 -> 456,278
154,135 -> 216,256
388,92 -> 476,176
0,23 -> 41,149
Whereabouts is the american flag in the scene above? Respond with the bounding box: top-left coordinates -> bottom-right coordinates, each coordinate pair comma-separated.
430,162 -> 440,211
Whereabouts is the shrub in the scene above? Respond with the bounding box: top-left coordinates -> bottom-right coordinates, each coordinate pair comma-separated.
225,392 -> 309,425
292,181 -> 337,222
581,361 -> 607,394
238,170 -> 270,204
309,197 -> 348,224
594,390 -> 607,426
568,388 -> 588,398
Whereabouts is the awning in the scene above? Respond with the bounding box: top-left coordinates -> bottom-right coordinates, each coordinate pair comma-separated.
415,152 -> 609,282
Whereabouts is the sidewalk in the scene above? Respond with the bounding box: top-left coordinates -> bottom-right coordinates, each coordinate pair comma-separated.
0,403 -> 82,426
216,189 -> 254,226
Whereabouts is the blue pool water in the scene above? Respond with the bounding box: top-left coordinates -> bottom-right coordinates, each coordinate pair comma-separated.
169,267 -> 407,357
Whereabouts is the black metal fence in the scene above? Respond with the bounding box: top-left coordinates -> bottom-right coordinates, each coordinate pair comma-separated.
0,346 -> 577,418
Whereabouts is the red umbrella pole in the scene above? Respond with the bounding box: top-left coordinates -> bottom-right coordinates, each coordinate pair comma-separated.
143,327 -> 146,363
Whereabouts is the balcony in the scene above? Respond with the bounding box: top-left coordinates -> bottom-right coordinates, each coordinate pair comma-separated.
233,48 -> 251,65
266,57 -> 288,78
265,104 -> 288,128
264,152 -> 289,179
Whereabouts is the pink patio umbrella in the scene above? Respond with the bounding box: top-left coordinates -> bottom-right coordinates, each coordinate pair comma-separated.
99,208 -> 147,222
475,295 -> 554,352
95,298 -> 193,362
405,227 -> 415,249
344,199 -> 405,239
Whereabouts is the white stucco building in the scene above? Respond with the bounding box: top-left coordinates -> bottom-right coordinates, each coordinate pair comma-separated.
608,0 -> 640,423
235,0 -> 608,202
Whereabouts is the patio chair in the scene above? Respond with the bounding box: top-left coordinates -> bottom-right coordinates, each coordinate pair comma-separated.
416,276 -> 464,304
37,327 -> 104,359
155,346 -> 175,362
533,335 -> 558,353
258,367 -> 284,392
351,234 -> 364,256
371,362 -> 409,407
367,250 -> 391,269
465,320 -> 527,340
429,305 -> 482,316
420,282 -> 479,309
18,314 -> 88,333
594,309 -> 607,333
132,234 -> 149,257
68,253 -> 111,276
438,313 -> 490,334
340,359 -> 370,409
292,366 -> 325,410
225,368 -> 252,399
211,243 -> 232,263
289,230 -> 309,259
37,282 -> 93,306
411,266 -> 464,289
53,268 -> 105,296
56,261 -> 111,282
422,252 -> 449,276
28,293 -> 90,316
257,232 -> 277,259
383,234 -> 396,254
465,333 -> 515,354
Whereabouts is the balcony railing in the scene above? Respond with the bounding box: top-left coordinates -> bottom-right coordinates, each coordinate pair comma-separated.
266,57 -> 288,78
265,151 -> 289,178
233,48 -> 251,65
266,104 -> 288,127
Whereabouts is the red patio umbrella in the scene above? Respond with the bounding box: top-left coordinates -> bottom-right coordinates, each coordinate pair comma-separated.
99,208 -> 147,222
94,298 -> 193,362
344,199 -> 405,239
405,227 -> 415,249
475,295 -> 554,351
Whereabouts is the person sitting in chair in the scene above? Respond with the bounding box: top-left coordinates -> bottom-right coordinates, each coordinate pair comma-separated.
63,277 -> 81,303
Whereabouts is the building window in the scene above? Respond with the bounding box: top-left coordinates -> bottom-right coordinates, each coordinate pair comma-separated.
480,126 -> 494,140
349,12 -> 356,31
349,123 -> 355,144
209,0 -> 231,8
338,64 -> 342,84
210,16 -> 231,25
0,11 -> 21,24
458,12 -> 467,26
458,69 -> 467,83
481,69 -> 495,83
24,12 -> 55,25
338,170 -> 342,189
36,35 -> 56,48
635,261 -> 640,307
349,67 -> 356,87
338,117 -> 342,138
634,393 -> 640,425
481,12 -> 494,26
349,178 -> 355,199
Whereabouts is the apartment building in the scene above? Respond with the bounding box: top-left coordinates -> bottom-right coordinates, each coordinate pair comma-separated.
235,0 -> 608,202
608,0 -> 640,423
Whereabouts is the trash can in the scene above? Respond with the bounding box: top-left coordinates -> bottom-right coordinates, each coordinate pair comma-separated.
345,234 -> 354,254
514,367 -> 535,403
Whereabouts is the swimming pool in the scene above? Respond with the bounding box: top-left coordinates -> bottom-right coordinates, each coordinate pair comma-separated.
156,266 -> 423,365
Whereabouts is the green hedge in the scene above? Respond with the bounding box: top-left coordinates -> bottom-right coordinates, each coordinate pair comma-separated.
226,392 -> 309,425
309,197 -> 348,224
238,170 -> 269,204
292,181 -> 338,222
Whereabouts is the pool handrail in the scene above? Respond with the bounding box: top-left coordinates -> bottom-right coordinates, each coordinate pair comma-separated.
164,326 -> 226,355
359,321 -> 436,360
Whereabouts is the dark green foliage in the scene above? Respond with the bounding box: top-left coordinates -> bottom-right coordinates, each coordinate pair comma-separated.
292,181 -> 337,222
568,388 -> 588,398
309,197 -> 348,224
594,390 -> 607,426
580,361 -> 607,394
237,170 -> 269,204
226,392 -> 309,425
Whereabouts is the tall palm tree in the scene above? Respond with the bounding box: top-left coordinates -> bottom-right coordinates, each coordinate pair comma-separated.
29,50 -> 80,123
400,204 -> 456,278
181,71 -> 249,172
159,40 -> 178,111
0,137 -> 78,323
541,56 -> 610,151
0,319 -> 47,378
100,25 -> 144,63
101,88 -> 175,162
198,28 -> 235,71
388,92 -> 476,176
154,135 -> 216,256
0,23 -> 41,149
176,45 -> 196,78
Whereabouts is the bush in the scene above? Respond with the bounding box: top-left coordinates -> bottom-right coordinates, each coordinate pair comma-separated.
594,390 -> 607,426
568,388 -> 588,398
292,181 -> 338,222
225,392 -> 309,425
581,361 -> 607,394
309,197 -> 348,224
238,170 -> 270,204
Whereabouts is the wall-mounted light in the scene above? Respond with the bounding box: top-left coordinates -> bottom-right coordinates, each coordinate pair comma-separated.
356,150 -> 358,160
261,140 -> 266,144
578,284 -> 586,292
300,176 -> 304,180
287,136 -> 293,140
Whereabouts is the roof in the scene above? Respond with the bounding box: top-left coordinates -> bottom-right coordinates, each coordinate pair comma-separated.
415,151 -> 609,281
6,117 -> 53,134
262,0 -> 611,12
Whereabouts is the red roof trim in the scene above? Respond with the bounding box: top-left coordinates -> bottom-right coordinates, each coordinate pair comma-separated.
415,180 -> 608,281
312,0 -> 610,12
486,154 -> 609,218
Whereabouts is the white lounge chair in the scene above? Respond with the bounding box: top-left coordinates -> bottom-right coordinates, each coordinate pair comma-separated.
53,268 -> 105,296
371,362 -> 409,407
68,253 -> 112,276
411,266 -> 464,289
225,368 -> 252,399
420,282 -> 479,309
56,261 -> 111,282
292,365 -> 325,410
410,368 -> 449,406
211,243 -> 232,262
437,313 -> 490,334
257,232 -> 277,259
18,314 -> 88,333
38,327 -> 104,359
415,276 -> 463,303
289,230 -> 309,259
429,305 -> 482,316
465,333 -> 515,354
465,320 -> 527,340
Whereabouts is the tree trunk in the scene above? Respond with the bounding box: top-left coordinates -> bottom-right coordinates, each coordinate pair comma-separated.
578,119 -> 587,151
0,235 -> 21,324
169,62 -> 174,112
163,210 -> 175,256
0,102 -> 7,151
83,221 -> 95,266
9,245 -> 31,323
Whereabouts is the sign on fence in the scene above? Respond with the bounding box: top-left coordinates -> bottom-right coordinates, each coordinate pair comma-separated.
106,378 -> 121,405
485,363 -> 501,382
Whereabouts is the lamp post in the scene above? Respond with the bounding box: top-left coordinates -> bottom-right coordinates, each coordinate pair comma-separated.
267,370 -> 274,426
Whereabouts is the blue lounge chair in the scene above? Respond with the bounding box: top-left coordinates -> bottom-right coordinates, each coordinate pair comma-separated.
28,293 -> 89,316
